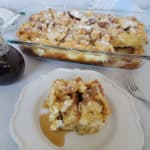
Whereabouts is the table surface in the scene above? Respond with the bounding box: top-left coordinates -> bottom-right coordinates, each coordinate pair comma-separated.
0,0 -> 150,150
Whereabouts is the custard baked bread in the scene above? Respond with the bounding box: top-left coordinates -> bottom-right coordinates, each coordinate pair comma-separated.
108,47 -> 144,69
21,46 -> 144,69
17,8 -> 148,69
45,77 -> 111,135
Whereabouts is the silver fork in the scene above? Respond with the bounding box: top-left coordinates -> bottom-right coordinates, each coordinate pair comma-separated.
123,73 -> 148,102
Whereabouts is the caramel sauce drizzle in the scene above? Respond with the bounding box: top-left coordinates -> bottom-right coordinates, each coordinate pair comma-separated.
40,102 -> 65,147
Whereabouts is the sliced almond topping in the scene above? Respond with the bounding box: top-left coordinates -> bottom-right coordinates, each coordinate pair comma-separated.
68,10 -> 82,20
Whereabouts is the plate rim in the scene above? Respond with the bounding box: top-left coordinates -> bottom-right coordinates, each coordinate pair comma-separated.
9,68 -> 144,150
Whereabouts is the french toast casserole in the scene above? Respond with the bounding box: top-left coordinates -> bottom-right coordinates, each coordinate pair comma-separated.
45,77 -> 111,135
17,8 -> 148,69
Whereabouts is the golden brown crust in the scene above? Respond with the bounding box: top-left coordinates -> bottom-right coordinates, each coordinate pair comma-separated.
17,8 -> 147,52
46,78 -> 111,134
17,8 -> 147,69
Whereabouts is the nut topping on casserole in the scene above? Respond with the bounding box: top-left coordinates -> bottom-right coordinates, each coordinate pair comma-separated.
17,8 -> 148,69
17,8 -> 147,51
45,77 -> 111,135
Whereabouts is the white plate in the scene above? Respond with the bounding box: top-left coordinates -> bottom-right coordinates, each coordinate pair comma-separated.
9,68 -> 144,150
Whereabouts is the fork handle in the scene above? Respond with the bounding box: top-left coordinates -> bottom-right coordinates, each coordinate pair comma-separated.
131,93 -> 150,103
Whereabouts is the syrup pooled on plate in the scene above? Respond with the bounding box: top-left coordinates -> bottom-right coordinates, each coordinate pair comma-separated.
40,100 -> 65,147
39,114 -> 65,147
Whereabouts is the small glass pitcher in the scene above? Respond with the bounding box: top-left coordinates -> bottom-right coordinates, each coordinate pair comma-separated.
0,9 -> 25,85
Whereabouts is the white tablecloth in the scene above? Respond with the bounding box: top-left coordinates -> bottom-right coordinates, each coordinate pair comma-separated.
0,0 -> 150,150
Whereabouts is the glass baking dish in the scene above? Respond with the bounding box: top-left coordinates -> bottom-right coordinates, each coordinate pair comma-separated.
2,5 -> 150,69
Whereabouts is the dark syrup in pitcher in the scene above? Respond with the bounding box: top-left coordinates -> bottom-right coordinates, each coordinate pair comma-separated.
0,45 -> 25,85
